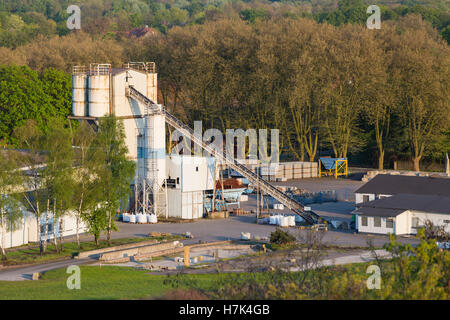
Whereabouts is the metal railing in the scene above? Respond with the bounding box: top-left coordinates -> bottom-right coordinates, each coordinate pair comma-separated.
123,62 -> 156,73
72,66 -> 88,75
89,63 -> 111,75
127,86 -> 317,224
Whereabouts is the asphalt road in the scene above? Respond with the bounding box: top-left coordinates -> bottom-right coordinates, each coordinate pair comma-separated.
0,258 -> 95,281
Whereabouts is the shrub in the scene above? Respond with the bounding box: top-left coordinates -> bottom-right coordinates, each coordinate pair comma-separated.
270,228 -> 296,245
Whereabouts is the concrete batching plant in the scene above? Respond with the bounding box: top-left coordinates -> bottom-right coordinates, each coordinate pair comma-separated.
70,62 -> 318,223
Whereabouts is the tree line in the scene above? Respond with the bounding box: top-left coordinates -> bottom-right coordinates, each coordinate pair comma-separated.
129,15 -> 449,170
0,15 -> 448,170
0,117 -> 135,259
0,0 -> 449,48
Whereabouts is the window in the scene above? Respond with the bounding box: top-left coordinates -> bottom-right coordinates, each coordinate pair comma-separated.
374,217 -> 381,227
386,218 -> 394,228
361,216 -> 368,227
444,220 -> 450,224
412,217 -> 420,228
196,166 -> 199,172
362,195 -> 370,203
176,177 -> 180,184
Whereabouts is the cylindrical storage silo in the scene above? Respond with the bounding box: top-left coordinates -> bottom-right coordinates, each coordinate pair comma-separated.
72,68 -> 88,116
88,74 -> 110,117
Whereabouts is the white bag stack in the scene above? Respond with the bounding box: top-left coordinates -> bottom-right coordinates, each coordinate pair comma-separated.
279,216 -> 289,227
149,214 -> 157,224
288,215 -> 296,226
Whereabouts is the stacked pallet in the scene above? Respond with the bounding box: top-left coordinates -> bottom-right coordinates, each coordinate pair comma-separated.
276,161 -> 318,180
292,161 -> 318,179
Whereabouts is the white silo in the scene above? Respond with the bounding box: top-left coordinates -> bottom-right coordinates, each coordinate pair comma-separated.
72,66 -> 88,116
88,63 -> 111,117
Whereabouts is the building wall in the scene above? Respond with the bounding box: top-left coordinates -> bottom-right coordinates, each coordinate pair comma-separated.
358,210 -> 450,236
2,211 -> 87,248
355,193 -> 376,205
400,210 -> 450,235
355,193 -> 391,205
357,215 -> 396,235
167,188 -> 203,219
112,70 -> 148,161
166,155 -> 215,192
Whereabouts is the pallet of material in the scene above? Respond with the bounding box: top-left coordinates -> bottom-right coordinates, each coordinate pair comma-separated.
208,211 -> 229,219
232,208 -> 251,216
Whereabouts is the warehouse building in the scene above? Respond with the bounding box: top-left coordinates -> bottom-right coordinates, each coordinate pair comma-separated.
354,175 -> 450,235
1,195 -> 87,248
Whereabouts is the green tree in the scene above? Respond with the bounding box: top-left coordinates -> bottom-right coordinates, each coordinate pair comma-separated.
93,116 -> 135,246
42,119 -> 74,253
72,122 -> 101,249
0,150 -> 23,260
0,65 -> 51,145
390,16 -> 450,171
13,120 -> 46,255
40,68 -> 72,120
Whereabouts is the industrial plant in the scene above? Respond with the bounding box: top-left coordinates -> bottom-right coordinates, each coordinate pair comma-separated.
69,62 -> 320,224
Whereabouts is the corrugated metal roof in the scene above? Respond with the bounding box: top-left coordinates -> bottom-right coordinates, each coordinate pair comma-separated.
356,193 -> 450,215
355,206 -> 405,217
355,174 -> 450,197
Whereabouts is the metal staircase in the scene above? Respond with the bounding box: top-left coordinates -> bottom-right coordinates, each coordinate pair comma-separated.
127,85 -> 319,224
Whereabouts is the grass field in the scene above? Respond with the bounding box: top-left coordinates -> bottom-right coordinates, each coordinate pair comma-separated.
0,266 -> 222,300
1,235 -> 183,266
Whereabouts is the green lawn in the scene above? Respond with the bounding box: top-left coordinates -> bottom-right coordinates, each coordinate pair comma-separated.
0,266 -> 223,300
0,264 -> 372,300
2,235 -> 183,266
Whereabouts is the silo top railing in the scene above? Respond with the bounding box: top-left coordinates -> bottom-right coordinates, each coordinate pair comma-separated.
123,62 -> 156,73
89,63 -> 111,76
72,66 -> 88,75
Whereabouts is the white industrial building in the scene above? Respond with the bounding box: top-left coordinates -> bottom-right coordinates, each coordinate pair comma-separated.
354,175 -> 450,235
165,155 -> 215,219
1,197 -> 87,248
69,62 -> 318,224
71,62 -> 216,219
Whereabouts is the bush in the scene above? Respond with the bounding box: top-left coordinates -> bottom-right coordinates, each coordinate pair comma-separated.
270,228 -> 296,245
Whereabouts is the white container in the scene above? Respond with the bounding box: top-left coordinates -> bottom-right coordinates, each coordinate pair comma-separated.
279,216 -> 289,227
88,73 -> 110,117
149,214 -> 157,224
122,213 -> 129,222
146,214 -> 151,223
72,73 -> 88,116
129,215 -> 136,223
288,215 -> 296,226
137,214 -> 147,223
240,194 -> 248,202
269,216 -> 277,225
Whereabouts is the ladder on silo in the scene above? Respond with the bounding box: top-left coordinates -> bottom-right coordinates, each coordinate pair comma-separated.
127,86 -> 320,224
134,108 -> 168,217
